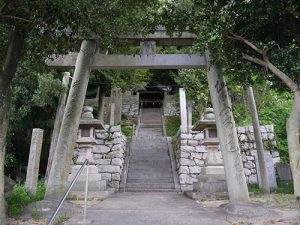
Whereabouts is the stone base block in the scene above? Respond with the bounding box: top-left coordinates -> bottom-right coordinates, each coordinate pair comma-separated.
185,191 -> 228,201
180,184 -> 193,192
193,174 -> 227,193
68,165 -> 106,191
202,166 -> 225,175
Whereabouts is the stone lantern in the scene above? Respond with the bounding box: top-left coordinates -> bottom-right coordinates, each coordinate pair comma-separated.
191,108 -> 227,197
68,106 -> 106,192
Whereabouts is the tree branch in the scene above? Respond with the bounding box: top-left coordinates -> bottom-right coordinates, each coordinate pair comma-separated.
229,33 -> 299,92
241,53 -> 267,67
0,15 -> 32,23
226,33 -> 264,55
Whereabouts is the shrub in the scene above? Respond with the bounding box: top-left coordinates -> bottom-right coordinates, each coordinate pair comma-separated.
6,184 -> 34,217
6,180 -> 46,217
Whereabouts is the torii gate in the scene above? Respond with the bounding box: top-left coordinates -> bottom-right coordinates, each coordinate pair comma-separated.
45,28 -> 249,203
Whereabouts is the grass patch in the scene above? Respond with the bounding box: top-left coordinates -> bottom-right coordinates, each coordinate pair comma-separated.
248,180 -> 294,197
120,115 -> 137,139
6,179 -> 46,218
248,184 -> 264,196
165,116 -> 180,137
53,213 -> 70,225
273,180 -> 294,194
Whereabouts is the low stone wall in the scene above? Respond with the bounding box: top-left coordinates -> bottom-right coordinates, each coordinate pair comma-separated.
122,95 -> 139,116
74,125 -> 127,189
173,130 -> 207,191
93,125 -> 127,189
237,125 -> 279,184
163,101 -> 179,116
173,124 -> 279,191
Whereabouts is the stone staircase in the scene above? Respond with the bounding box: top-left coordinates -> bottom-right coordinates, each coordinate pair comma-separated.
125,108 -> 178,192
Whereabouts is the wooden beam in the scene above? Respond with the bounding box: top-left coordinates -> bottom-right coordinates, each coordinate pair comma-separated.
46,53 -> 206,70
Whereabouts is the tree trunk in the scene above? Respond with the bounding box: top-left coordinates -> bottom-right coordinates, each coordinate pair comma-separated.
97,85 -> 106,122
45,40 -> 96,198
45,72 -> 70,184
287,90 -> 300,197
0,27 -> 25,225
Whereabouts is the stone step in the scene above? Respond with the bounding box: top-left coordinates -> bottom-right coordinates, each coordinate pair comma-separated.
132,137 -> 166,141
129,158 -> 171,164
126,182 -> 175,189
127,177 -> 174,183
130,153 -> 170,159
124,188 -> 177,192
131,149 -> 168,153
127,173 -> 173,180
128,166 -> 172,172
129,161 -> 172,168
139,124 -> 162,128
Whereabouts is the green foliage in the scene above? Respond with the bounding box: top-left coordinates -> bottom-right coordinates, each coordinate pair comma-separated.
273,181 -> 294,194
165,116 -> 181,137
6,180 -> 46,217
248,180 -> 294,196
53,213 -> 70,225
7,184 -> 33,217
121,126 -> 133,139
247,184 -> 264,196
172,69 -> 209,117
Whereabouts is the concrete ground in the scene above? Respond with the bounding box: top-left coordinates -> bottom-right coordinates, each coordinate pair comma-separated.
66,192 -> 300,225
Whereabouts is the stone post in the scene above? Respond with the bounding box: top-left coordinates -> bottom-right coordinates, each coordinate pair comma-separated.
45,40 -> 96,198
205,51 -> 249,202
45,72 -> 70,184
25,128 -> 44,195
110,86 -> 122,125
187,101 -> 193,132
247,86 -> 270,193
110,103 -> 115,126
179,88 -> 188,132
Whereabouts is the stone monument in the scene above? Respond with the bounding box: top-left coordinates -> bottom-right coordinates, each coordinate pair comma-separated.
67,106 -> 106,191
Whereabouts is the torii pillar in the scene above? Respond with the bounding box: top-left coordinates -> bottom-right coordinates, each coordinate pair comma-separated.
205,51 -> 249,202
45,40 -> 96,198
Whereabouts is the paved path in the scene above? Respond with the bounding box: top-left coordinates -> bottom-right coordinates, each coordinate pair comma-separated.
68,192 -> 228,225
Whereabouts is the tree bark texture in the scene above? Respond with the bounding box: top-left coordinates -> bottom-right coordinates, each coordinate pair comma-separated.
205,51 -> 249,203
287,90 -> 300,197
45,72 -> 70,184
247,87 -> 270,193
45,40 -> 96,198
0,27 -> 25,225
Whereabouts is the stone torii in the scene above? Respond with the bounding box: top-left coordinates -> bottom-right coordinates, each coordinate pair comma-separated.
45,28 -> 249,203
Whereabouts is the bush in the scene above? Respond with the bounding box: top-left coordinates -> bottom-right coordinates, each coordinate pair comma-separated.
7,184 -> 33,217
6,180 -> 46,217
165,116 -> 181,137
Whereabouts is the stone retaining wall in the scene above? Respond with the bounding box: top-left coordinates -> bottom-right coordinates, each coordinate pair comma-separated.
173,124 -> 279,191
74,125 -> 127,189
237,125 -> 279,184
172,130 -> 206,191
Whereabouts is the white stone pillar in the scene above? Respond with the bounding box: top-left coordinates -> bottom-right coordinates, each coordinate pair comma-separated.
179,88 -> 188,132
187,101 -> 193,132
205,51 -> 249,202
110,103 -> 115,126
45,40 -> 96,198
25,128 -> 44,195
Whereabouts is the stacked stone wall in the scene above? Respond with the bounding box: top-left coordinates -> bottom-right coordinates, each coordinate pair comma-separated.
93,125 -> 127,189
163,101 -> 179,116
237,125 -> 279,184
173,124 -> 279,190
173,130 -> 207,191
75,125 -> 127,189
